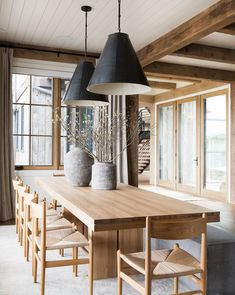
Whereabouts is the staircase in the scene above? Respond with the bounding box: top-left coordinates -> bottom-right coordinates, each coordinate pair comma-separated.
138,138 -> 150,174
138,106 -> 151,174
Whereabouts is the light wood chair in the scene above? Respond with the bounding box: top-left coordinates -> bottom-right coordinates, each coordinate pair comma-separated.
12,177 -> 24,236
23,191 -> 73,262
31,200 -> 94,295
117,214 -> 207,295
18,185 -> 30,245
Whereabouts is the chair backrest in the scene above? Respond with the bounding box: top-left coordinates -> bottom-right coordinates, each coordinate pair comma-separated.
23,192 -> 38,222
18,185 -> 30,212
31,200 -> 46,251
145,214 -> 207,275
12,178 -> 23,190
150,215 -> 206,240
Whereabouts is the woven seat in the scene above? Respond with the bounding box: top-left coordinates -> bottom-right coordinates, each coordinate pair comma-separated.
35,228 -> 89,250
121,249 -> 171,275
153,247 -> 201,279
27,217 -> 71,232
121,248 -> 201,279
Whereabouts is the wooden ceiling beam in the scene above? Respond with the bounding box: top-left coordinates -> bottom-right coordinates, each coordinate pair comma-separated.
173,43 -> 235,64
137,0 -> 235,66
146,74 -> 200,83
0,41 -> 98,63
154,81 -> 225,103
217,22 -> 235,35
148,80 -> 177,89
144,61 -> 235,82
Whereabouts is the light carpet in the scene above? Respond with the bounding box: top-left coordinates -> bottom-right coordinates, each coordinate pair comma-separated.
0,225 -> 180,295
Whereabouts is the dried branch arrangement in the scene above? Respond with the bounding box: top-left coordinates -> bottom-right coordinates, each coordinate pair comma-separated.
53,107 -> 139,163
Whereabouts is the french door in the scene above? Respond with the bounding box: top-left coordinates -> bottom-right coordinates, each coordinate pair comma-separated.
157,89 -> 228,199
177,98 -> 200,194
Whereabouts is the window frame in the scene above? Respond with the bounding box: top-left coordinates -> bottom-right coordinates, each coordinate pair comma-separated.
156,89 -> 228,200
13,75 -> 59,170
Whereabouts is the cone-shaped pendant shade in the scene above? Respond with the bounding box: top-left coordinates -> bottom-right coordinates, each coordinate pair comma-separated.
87,32 -> 150,95
62,61 -> 109,106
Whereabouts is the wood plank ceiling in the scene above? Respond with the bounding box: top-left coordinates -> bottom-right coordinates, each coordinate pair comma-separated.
0,0 -> 217,53
1,0 -> 234,98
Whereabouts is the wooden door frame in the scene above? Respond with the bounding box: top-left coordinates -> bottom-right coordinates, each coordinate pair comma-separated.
200,89 -> 229,200
176,96 -> 201,195
156,101 -> 176,189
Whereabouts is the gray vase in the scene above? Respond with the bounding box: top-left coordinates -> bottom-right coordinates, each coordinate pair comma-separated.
91,162 -> 117,190
64,147 -> 93,187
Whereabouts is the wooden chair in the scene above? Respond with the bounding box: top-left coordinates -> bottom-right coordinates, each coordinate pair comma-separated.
18,185 -> 30,245
12,177 -> 24,236
117,214 -> 207,295
31,201 -> 94,295
23,191 -> 73,262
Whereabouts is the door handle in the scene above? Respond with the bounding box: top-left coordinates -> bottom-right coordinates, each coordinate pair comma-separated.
193,157 -> 198,166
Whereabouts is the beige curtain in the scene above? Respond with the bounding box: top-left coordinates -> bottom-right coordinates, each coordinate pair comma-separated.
0,47 -> 14,221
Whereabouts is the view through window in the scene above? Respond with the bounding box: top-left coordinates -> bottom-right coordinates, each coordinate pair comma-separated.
13,74 -> 53,166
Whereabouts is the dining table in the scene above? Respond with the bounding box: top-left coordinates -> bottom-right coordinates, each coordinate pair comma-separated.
36,177 -> 220,279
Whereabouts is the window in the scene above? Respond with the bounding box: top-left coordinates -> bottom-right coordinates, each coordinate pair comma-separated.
158,103 -> 175,187
202,92 -> 227,194
59,79 -> 94,166
12,74 -> 96,169
157,89 -> 228,199
13,74 -> 53,167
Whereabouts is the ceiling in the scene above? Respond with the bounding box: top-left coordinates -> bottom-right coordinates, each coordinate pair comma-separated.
0,0 -> 218,53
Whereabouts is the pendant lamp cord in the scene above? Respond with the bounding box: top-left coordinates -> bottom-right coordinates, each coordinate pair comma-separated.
85,10 -> 88,60
118,0 -> 121,33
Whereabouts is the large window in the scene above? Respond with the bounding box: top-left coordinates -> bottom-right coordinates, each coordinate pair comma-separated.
158,103 -> 175,187
202,92 -> 227,194
157,89 -> 228,199
59,79 -> 94,166
12,74 -> 96,169
13,74 -> 53,167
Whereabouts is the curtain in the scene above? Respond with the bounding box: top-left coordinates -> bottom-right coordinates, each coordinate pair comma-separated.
0,47 -> 14,221
93,95 -> 128,183
110,95 -> 129,184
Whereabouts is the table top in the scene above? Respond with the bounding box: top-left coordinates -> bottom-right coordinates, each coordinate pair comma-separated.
37,177 -> 220,231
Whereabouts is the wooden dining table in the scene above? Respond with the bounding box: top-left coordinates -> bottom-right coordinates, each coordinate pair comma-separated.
37,177 -> 220,279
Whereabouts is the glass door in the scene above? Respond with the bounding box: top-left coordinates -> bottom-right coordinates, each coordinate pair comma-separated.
177,98 -> 199,193
201,91 -> 227,198
157,103 -> 175,188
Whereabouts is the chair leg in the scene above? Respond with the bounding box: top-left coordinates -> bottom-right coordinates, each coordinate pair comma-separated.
15,210 -> 18,234
201,270 -> 206,295
40,259 -> 46,295
26,236 -> 30,262
174,277 -> 179,294
89,234 -> 94,295
117,250 -> 122,295
75,248 -> 78,277
33,248 -> 38,283
24,225 -> 27,258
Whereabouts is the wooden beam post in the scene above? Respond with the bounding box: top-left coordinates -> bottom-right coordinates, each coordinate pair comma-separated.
230,83 -> 235,202
137,0 -> 235,66
173,43 -> 235,64
126,95 -> 139,187
148,81 -> 177,89
218,23 -> 235,35
144,62 -> 235,82
154,81 -> 225,103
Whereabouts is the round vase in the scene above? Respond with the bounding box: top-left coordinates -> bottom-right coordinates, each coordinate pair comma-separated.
91,162 -> 117,190
64,147 -> 93,187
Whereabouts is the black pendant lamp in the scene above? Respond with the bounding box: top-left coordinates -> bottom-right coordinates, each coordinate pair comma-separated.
62,6 -> 108,106
87,0 -> 150,96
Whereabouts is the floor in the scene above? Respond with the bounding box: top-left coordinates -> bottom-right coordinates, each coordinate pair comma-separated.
0,225 -> 180,295
139,172 -> 235,235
